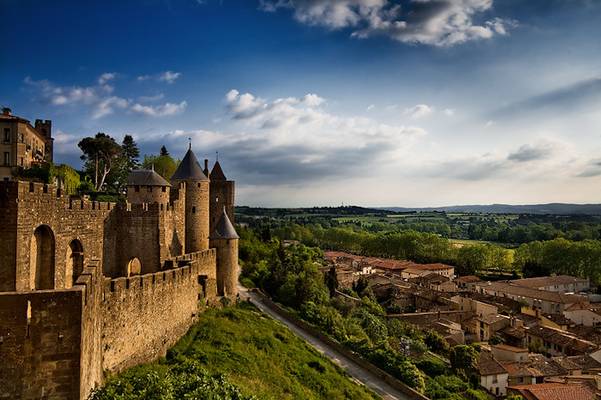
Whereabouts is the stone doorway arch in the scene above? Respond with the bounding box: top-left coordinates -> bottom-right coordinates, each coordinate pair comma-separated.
30,225 -> 56,290
66,239 -> 84,287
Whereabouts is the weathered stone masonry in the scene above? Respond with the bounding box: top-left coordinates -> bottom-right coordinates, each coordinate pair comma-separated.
0,147 -> 239,400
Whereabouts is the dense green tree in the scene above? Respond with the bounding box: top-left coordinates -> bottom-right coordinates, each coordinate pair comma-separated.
449,345 -> 479,379
142,153 -> 178,181
78,133 -> 122,190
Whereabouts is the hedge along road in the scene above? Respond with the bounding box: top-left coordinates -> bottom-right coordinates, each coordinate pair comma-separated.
238,286 -> 416,400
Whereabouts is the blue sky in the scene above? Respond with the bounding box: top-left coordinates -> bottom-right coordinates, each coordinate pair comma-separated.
2,0 -> 601,206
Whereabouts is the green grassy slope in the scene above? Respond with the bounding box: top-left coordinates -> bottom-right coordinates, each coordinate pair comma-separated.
168,302 -> 379,400
93,303 -> 379,400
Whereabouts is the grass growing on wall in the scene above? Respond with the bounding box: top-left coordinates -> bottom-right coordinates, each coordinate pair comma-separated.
91,303 -> 379,400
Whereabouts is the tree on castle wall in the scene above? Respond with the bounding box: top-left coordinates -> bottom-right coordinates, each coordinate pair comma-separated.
78,133 -> 122,191
108,135 -> 140,192
142,146 -> 179,180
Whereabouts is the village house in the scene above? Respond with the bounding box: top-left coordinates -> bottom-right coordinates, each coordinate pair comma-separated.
563,303 -> 601,327
474,281 -> 588,314
478,351 -> 509,396
526,325 -> 598,356
510,275 -> 590,293
508,382 -> 596,400
408,273 -> 457,292
455,275 -> 481,291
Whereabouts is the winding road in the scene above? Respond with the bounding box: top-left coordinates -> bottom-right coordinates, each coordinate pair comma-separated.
238,286 -> 413,400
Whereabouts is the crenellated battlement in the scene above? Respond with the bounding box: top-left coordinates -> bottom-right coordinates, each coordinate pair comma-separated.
103,249 -> 216,295
0,181 -> 116,212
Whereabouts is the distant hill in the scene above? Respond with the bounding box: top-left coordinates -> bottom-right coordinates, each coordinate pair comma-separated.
382,203 -> 601,215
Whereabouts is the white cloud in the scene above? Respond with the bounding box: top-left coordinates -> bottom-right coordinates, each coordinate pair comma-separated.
443,108 -> 455,116
223,89 -> 426,165
130,101 -> 187,117
25,76 -> 187,119
92,96 -> 130,119
404,104 -> 433,119
367,104 -> 375,111
98,72 -> 116,85
259,0 -> 516,47
158,71 -> 182,84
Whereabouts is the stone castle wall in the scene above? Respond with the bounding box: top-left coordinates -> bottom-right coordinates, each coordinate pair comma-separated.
209,180 -> 235,233
0,260 -> 103,400
185,180 -> 210,252
0,251 -> 217,399
102,202 -> 185,277
0,181 -> 114,292
102,249 -> 216,374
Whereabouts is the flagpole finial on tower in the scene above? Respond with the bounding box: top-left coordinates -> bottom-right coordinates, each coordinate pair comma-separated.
188,137 -> 192,150
216,151 -> 219,162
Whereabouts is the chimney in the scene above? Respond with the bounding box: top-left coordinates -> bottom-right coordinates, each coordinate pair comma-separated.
204,159 -> 208,172
2,107 -> 11,116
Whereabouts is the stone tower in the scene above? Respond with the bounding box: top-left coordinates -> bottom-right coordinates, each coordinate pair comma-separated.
34,119 -> 53,163
126,169 -> 171,204
210,206 -> 239,297
208,159 -> 235,234
171,146 -> 210,252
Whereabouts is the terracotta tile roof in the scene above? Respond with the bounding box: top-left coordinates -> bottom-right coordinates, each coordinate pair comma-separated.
476,281 -> 588,304
551,356 -> 582,371
510,275 -> 588,289
526,354 -> 567,376
527,326 -> 598,353
478,352 -> 507,376
492,344 -> 528,353
509,382 -> 595,400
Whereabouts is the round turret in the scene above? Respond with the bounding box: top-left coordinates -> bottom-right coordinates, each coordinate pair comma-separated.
126,169 -> 171,204
208,159 -> 235,234
171,146 -> 210,252
210,206 -> 239,297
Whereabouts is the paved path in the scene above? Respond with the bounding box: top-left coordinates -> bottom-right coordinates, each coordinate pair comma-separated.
238,286 -> 412,400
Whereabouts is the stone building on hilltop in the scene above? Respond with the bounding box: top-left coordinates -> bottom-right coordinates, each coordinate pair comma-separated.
0,111 -> 239,400
0,107 -> 53,181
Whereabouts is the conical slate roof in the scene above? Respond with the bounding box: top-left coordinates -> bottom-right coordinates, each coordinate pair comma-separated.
171,148 -> 208,181
127,169 -> 171,186
210,160 -> 227,181
210,207 -> 239,240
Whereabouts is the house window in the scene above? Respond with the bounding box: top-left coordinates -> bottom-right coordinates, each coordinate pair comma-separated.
192,206 -> 196,214
3,128 -> 10,142
161,186 -> 166,192
3,152 -> 9,166
135,185 -> 140,192
20,157 -> 23,166
147,186 -> 152,193
493,375 -> 498,384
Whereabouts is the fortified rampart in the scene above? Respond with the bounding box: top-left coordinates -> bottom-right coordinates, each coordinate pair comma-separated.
0,251 -> 216,399
102,250 -> 216,373
0,146 -> 239,399
0,181 -> 114,292
0,260 -> 103,400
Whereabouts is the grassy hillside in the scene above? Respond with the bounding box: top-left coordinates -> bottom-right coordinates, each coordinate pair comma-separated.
92,303 -> 379,400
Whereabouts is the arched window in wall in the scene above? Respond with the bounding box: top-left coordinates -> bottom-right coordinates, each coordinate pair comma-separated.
66,239 -> 84,287
30,225 -> 55,290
